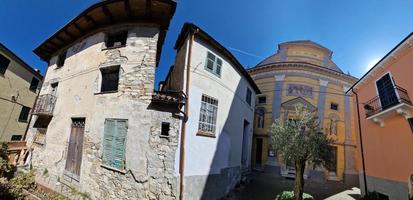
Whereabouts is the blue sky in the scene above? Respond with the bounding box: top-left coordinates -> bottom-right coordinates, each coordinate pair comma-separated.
1,0 -> 413,86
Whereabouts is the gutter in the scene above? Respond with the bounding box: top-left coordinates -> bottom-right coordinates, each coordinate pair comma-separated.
352,88 -> 368,194
179,28 -> 198,200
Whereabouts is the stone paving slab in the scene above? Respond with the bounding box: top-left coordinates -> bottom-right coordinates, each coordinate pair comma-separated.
227,172 -> 360,200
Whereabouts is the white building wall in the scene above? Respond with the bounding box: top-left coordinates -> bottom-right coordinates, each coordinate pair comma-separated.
176,36 -> 256,199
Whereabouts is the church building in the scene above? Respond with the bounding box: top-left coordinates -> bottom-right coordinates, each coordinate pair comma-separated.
248,40 -> 359,185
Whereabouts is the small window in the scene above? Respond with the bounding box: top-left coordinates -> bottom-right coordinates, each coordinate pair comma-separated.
11,135 -> 22,141
198,95 -> 219,134
56,51 -> 67,68
105,31 -> 128,48
29,77 -> 39,92
408,118 -> 413,133
204,52 -> 222,77
102,119 -> 128,170
0,53 -> 10,75
258,96 -> 266,104
100,66 -> 120,92
161,122 -> 170,137
330,103 -> 338,111
246,88 -> 252,105
18,106 -> 30,122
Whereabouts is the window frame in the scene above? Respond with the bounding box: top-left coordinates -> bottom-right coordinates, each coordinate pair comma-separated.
104,31 -> 128,49
257,96 -> 266,104
99,66 -> 120,93
204,51 -> 222,77
29,77 -> 39,92
0,53 -> 10,75
56,50 -> 67,68
197,94 -> 219,137
246,88 -> 252,106
18,106 -> 31,122
330,103 -> 339,111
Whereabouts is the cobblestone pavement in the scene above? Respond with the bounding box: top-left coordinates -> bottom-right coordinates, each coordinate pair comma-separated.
226,172 -> 361,200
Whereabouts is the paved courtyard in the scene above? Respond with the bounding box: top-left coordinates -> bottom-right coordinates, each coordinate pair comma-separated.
227,172 -> 361,200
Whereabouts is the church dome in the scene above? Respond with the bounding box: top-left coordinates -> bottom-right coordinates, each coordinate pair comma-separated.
256,40 -> 344,73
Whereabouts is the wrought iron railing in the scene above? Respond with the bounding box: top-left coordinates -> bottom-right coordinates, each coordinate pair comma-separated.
33,94 -> 57,115
364,85 -> 412,118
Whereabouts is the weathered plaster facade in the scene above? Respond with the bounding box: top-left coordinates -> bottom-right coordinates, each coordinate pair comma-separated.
26,26 -> 181,200
25,0 -> 178,199
0,43 -> 43,142
249,41 -> 359,185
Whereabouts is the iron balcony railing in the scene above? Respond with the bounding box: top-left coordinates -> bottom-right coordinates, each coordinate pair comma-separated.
33,94 -> 57,115
364,85 -> 412,118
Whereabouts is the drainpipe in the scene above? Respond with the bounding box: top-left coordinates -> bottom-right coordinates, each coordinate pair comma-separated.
179,28 -> 198,200
352,88 -> 368,194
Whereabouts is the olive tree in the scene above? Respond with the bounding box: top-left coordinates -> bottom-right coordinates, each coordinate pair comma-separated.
269,105 -> 333,200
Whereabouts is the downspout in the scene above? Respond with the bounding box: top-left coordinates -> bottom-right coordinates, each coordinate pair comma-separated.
352,88 -> 368,194
179,28 -> 198,200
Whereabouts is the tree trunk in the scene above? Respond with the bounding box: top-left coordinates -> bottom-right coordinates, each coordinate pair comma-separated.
294,160 -> 306,200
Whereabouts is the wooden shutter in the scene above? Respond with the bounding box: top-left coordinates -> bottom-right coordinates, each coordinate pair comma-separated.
102,119 -> 127,170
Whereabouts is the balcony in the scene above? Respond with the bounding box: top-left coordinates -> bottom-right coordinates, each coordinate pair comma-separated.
33,94 -> 57,116
364,85 -> 413,126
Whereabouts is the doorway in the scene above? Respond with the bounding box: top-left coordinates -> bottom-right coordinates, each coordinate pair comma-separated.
64,118 -> 85,181
255,138 -> 263,169
241,120 -> 250,168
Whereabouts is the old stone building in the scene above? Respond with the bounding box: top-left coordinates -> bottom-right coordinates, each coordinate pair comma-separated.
25,0 -> 179,199
249,40 -> 359,185
161,23 -> 260,200
0,43 -> 43,142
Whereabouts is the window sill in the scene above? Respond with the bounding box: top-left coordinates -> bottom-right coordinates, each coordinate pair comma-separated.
102,45 -> 126,51
196,131 -> 216,138
101,164 -> 126,174
94,90 -> 118,95
160,135 -> 170,138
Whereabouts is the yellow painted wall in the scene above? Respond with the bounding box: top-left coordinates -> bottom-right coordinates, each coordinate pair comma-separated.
0,49 -> 41,142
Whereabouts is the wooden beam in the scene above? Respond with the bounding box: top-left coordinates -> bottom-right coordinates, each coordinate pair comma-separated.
84,14 -> 98,27
73,23 -> 85,34
102,5 -> 115,24
55,35 -> 66,44
64,30 -> 75,40
124,0 -> 133,20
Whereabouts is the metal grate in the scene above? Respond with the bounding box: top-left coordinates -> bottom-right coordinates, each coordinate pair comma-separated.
198,94 -> 218,134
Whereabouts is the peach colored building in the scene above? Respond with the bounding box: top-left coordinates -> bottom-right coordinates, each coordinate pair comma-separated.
347,33 -> 413,200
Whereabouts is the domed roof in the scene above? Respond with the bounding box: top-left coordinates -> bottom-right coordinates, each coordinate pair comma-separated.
256,40 -> 344,73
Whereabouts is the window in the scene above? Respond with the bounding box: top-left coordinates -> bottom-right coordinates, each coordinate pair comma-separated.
256,108 -> 265,129
330,103 -> 338,111
105,31 -> 128,48
18,106 -> 30,122
408,118 -> 413,133
11,135 -> 22,141
102,119 -> 128,170
100,66 -> 120,92
246,88 -> 252,105
205,52 -> 222,76
198,95 -> 218,134
258,96 -> 266,104
0,53 -> 10,75
161,122 -> 170,137
56,51 -> 67,68
29,77 -> 39,92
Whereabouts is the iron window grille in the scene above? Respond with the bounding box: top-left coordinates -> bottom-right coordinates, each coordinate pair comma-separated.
198,94 -> 218,134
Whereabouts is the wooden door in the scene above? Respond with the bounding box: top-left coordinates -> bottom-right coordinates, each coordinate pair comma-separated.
65,118 -> 85,180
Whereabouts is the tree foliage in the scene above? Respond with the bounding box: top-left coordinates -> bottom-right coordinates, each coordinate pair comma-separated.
269,105 -> 334,200
270,105 -> 333,168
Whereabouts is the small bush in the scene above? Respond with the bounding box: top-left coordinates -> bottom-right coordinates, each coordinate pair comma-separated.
275,191 -> 314,200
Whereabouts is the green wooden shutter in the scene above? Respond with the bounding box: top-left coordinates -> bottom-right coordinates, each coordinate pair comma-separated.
102,119 -> 127,170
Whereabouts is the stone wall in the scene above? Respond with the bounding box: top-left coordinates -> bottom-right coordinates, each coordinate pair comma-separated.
26,25 -> 180,199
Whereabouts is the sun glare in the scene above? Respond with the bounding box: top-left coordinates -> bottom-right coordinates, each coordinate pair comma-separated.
365,58 -> 381,72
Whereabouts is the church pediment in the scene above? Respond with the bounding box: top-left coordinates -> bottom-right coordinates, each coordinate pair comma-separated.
281,97 -> 316,111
